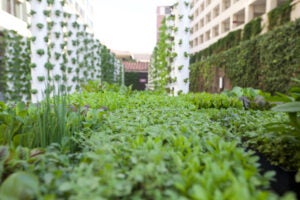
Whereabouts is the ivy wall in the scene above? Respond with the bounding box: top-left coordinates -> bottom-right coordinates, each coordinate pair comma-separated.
190,19 -> 300,94
189,0 -> 297,94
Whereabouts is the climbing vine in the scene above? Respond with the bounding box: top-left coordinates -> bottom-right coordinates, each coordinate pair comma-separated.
149,18 -> 173,92
268,0 -> 291,30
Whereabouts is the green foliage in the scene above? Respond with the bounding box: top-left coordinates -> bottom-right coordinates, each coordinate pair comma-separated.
182,92 -> 243,109
243,17 -> 262,40
0,172 -> 40,200
190,19 -> 300,94
222,87 -> 271,110
149,18 -> 173,92
124,72 -> 139,90
268,0 -> 291,30
0,90 -> 298,198
190,29 -> 242,63
266,79 -> 300,140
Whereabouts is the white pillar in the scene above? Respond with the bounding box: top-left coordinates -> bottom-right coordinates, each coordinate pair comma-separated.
30,0 -> 49,103
66,13 -> 79,93
245,4 -> 254,23
266,0 -> 278,12
171,0 -> 190,95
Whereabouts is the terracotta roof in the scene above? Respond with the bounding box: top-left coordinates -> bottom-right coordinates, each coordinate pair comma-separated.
123,61 -> 149,72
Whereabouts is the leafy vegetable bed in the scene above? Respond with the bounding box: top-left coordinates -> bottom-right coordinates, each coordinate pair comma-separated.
0,89 -> 298,199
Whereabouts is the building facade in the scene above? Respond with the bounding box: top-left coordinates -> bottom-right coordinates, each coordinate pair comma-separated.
190,0 -> 289,54
156,6 -> 172,41
0,0 -> 30,37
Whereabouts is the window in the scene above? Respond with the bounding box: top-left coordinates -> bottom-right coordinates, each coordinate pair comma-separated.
206,0 -> 211,6
199,35 -> 204,44
200,18 -> 204,27
205,30 -> 210,41
206,12 -> 211,23
213,5 -> 220,18
200,3 -> 204,12
212,25 -> 219,37
222,0 -> 231,11
221,18 -> 230,33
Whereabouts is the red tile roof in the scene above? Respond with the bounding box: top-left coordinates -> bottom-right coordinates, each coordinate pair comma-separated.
123,61 -> 149,72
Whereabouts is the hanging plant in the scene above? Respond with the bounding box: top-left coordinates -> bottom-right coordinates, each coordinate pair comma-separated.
60,22 -> 67,27
60,0 -> 66,6
49,42 -> 54,49
62,75 -> 67,82
185,27 -> 189,33
184,51 -> 189,58
30,63 -> 37,68
60,65 -> 66,72
178,65 -> 184,71
184,1 -> 189,7
54,75 -> 61,81
184,78 -> 189,83
43,10 -> 51,17
36,23 -> 44,30
44,62 -> 54,70
30,10 -> 37,16
37,76 -> 45,82
31,89 -> 38,94
36,49 -> 45,56
44,36 -> 49,42
178,39 -> 182,46
47,0 -> 54,5
55,52 -> 61,60
55,10 -> 61,17
67,67 -> 72,74
54,32 -> 61,39
47,21 -> 54,30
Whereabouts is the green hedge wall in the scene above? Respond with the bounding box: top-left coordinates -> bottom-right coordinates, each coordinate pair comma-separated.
190,19 -> 300,94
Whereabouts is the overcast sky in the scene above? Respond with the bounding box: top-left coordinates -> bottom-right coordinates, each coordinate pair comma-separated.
93,0 -> 176,54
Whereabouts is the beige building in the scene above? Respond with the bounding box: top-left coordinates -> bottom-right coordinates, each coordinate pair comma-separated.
190,0 -> 299,54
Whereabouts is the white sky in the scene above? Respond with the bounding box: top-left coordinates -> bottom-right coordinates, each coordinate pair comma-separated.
93,0 -> 176,54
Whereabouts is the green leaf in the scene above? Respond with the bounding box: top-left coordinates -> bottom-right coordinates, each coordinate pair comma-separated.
271,102 -> 300,112
0,172 -> 40,200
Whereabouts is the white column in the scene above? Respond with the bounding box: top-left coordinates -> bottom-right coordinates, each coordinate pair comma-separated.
30,0 -> 49,103
66,13 -> 78,93
245,4 -> 254,23
172,0 -> 190,95
49,0 -> 65,94
266,0 -> 278,12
